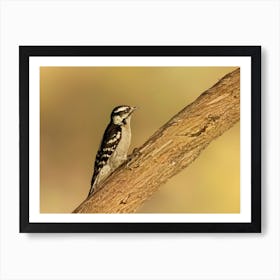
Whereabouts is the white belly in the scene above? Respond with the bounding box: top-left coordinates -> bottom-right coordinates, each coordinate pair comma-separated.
109,119 -> 131,170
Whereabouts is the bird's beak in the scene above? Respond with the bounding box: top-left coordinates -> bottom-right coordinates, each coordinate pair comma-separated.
128,106 -> 137,117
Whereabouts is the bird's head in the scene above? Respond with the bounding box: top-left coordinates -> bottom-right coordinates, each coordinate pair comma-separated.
111,105 -> 137,125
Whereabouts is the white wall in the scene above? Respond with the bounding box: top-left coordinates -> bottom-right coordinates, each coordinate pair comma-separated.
0,1 -> 279,279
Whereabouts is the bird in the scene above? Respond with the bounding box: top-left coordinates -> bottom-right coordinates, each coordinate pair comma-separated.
88,105 -> 137,197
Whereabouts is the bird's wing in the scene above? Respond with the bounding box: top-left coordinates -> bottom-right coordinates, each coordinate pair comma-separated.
90,123 -> 122,191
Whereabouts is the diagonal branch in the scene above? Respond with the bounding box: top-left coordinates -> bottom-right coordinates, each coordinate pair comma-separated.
73,68 -> 240,213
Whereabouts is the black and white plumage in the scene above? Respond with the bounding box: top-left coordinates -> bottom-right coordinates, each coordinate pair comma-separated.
88,105 -> 137,197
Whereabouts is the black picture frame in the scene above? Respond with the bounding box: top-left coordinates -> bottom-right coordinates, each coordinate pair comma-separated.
20,46 -> 261,233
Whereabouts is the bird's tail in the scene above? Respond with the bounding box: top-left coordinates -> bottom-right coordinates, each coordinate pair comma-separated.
88,175 -> 97,198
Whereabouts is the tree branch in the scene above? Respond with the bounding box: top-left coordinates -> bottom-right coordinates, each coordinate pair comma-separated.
73,68 -> 240,213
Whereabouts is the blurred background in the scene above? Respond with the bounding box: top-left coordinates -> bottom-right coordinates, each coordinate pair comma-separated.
40,66 -> 239,213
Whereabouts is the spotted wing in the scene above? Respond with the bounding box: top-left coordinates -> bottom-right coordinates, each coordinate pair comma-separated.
89,123 -> 122,194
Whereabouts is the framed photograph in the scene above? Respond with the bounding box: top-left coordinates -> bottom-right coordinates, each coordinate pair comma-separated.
20,46 -> 261,233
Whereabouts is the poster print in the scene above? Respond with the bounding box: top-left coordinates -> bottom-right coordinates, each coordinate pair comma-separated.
20,46 -> 261,232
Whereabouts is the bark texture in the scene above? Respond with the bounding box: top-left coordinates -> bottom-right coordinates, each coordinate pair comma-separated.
73,68 -> 240,213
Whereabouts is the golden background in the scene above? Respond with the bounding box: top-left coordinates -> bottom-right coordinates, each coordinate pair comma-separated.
40,66 -> 240,213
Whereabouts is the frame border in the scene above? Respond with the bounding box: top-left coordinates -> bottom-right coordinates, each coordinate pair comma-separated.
19,46 -> 261,233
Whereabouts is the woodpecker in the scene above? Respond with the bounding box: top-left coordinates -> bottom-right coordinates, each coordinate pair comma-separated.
88,105 -> 137,197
